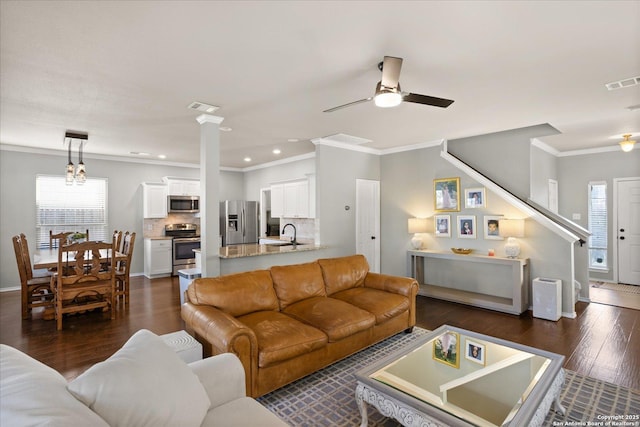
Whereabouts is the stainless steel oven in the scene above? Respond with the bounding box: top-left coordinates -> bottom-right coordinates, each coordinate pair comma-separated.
165,223 -> 200,275
172,237 -> 200,275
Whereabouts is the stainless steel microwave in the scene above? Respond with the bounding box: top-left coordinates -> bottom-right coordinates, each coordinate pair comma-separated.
168,195 -> 199,213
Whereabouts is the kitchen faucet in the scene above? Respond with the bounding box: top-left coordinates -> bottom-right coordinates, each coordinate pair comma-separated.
282,223 -> 297,247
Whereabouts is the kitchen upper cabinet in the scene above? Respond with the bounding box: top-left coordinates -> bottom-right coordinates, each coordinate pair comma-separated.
163,177 -> 200,196
270,176 -> 314,218
142,183 -> 168,218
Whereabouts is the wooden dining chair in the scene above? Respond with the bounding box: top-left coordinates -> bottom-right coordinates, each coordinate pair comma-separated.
53,240 -> 116,330
49,231 -> 72,248
115,232 -> 136,306
12,234 -> 53,319
113,230 -> 123,252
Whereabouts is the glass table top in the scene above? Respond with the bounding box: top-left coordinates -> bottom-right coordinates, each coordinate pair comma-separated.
362,326 -> 563,427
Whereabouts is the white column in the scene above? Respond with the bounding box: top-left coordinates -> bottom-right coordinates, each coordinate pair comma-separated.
196,114 -> 223,277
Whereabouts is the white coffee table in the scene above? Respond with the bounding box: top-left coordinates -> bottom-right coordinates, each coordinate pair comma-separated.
355,325 -> 566,427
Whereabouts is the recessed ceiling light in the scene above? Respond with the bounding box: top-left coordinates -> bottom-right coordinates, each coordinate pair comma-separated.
273,148 -> 281,154
138,152 -> 150,156
157,154 -> 167,159
188,101 -> 220,113
287,138 -> 299,142
244,157 -> 252,162
219,126 -> 232,132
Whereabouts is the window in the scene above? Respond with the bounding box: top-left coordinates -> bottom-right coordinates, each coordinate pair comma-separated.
36,175 -> 108,248
588,181 -> 607,269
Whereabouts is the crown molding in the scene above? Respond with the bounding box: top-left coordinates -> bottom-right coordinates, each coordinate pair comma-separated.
196,114 -> 224,125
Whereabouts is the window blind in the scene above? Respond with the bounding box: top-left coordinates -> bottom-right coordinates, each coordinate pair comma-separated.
588,182 -> 607,268
35,175 -> 108,248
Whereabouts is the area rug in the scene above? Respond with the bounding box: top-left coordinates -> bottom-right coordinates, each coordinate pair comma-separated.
258,327 -> 640,426
590,282 -> 640,311
592,282 -> 640,294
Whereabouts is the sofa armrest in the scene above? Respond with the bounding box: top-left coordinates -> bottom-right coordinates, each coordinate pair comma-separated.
181,303 -> 258,396
364,272 -> 419,297
188,353 -> 246,408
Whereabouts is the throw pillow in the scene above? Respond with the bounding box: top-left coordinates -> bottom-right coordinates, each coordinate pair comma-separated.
68,329 -> 211,427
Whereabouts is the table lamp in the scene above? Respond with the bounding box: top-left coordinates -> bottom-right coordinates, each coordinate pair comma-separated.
408,218 -> 430,249
499,219 -> 525,258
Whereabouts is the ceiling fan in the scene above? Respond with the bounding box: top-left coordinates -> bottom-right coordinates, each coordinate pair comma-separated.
323,56 -> 454,113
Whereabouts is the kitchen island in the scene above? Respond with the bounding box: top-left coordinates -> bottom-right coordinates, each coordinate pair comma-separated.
219,242 -> 323,259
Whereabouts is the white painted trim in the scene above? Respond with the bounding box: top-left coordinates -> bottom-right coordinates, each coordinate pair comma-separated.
380,139 -> 445,155
0,286 -> 20,292
311,137 -> 380,155
195,114 -> 224,125
612,176 -> 640,284
241,152 -> 316,172
440,146 -> 580,244
557,145 -> 626,157
531,138 -> 560,156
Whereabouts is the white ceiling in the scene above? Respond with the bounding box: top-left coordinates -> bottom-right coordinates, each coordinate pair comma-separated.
1,1 -> 638,169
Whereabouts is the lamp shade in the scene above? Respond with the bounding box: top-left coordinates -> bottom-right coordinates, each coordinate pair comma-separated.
498,219 -> 525,238
408,218 -> 429,234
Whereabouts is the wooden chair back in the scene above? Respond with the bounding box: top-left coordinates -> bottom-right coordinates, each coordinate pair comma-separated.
54,240 -> 115,330
113,230 -> 123,253
49,229 -> 90,248
12,234 -> 53,319
115,232 -> 136,305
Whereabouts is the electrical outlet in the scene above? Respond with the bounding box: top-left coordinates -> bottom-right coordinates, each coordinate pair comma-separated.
572,213 -> 581,220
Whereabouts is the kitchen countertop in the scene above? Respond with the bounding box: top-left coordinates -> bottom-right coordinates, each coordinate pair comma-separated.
218,243 -> 323,259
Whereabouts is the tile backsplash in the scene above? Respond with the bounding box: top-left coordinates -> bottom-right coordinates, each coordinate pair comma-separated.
143,214 -> 200,238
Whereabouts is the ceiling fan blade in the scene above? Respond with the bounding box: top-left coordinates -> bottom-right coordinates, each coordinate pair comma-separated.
323,97 -> 373,113
380,56 -> 403,89
403,93 -> 454,108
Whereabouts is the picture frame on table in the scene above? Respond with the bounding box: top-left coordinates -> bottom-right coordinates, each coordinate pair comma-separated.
433,331 -> 460,368
434,177 -> 460,212
484,215 -> 504,240
465,339 -> 486,366
434,214 -> 451,237
457,215 -> 476,239
464,187 -> 486,208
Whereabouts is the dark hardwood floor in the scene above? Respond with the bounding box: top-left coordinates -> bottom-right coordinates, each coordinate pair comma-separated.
1,275 -> 638,391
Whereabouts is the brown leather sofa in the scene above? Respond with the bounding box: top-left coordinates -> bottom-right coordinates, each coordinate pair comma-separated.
182,254 -> 419,397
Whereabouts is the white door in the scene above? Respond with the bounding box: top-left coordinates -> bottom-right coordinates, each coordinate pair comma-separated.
356,179 -> 380,273
617,178 -> 640,285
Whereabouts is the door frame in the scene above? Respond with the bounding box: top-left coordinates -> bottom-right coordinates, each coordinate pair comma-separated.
612,177 -> 640,284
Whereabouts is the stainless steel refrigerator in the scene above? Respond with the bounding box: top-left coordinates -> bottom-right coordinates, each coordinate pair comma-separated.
220,200 -> 259,246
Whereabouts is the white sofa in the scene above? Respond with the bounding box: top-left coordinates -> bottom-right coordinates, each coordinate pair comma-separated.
0,329 -> 287,427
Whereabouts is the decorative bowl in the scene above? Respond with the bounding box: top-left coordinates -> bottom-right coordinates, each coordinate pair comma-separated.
451,248 -> 473,255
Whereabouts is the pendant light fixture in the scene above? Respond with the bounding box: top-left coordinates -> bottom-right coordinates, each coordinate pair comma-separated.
64,131 -> 88,185
619,134 -> 636,152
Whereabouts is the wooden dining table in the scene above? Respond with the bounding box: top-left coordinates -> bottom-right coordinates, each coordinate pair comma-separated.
33,248 -> 126,270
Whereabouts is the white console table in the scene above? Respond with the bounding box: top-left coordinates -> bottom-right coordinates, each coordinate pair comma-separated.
408,250 -> 529,315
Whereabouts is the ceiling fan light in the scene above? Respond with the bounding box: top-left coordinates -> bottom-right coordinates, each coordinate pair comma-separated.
619,134 -> 636,152
374,91 -> 402,108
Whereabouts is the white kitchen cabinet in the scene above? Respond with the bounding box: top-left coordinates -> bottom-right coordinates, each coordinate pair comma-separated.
163,177 -> 200,196
284,180 -> 309,218
270,178 -> 313,218
142,183 -> 168,218
144,238 -> 172,278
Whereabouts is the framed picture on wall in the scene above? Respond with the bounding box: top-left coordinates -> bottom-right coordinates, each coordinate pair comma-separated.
434,178 -> 460,212
465,339 -> 486,366
483,215 -> 504,240
434,214 -> 451,237
457,215 -> 476,239
464,187 -> 486,208
433,331 -> 460,368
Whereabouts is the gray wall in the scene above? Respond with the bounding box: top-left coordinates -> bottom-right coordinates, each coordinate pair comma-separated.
0,148 -> 243,290
315,144 -> 380,256
448,124 -> 559,201
530,144 -> 558,208
557,149 -> 640,282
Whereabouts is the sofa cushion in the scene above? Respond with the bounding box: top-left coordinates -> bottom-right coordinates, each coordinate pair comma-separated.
238,311 -> 327,368
331,287 -> 410,324
67,329 -> 211,427
0,344 -> 109,427
188,270 -> 279,316
204,396 -> 287,426
283,297 -> 375,342
318,254 -> 369,295
270,261 -> 326,310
